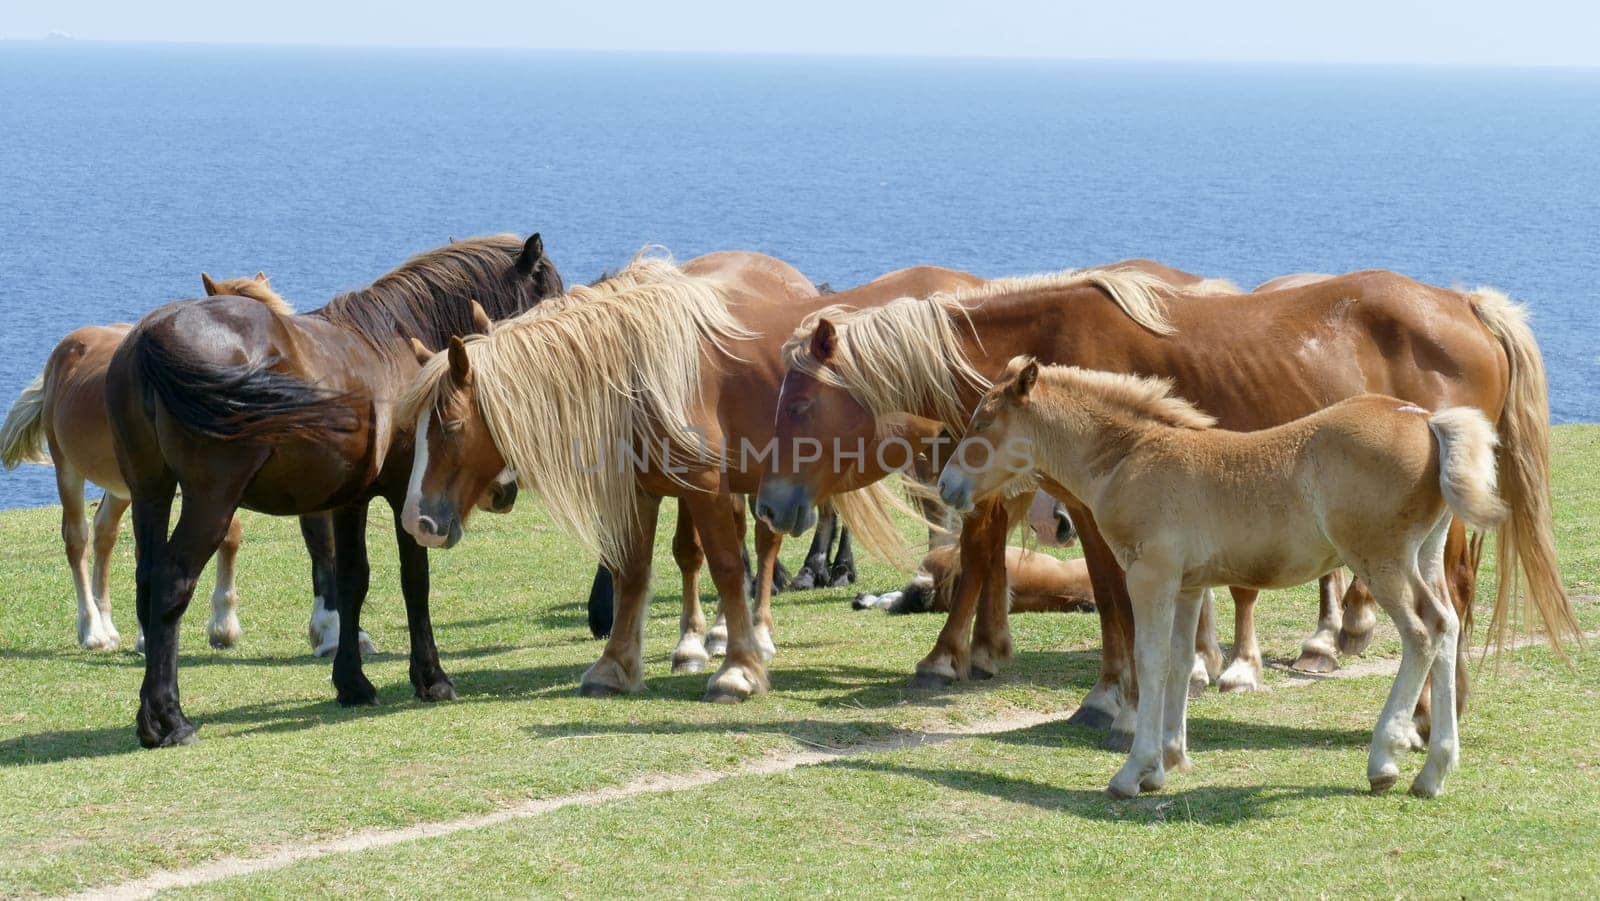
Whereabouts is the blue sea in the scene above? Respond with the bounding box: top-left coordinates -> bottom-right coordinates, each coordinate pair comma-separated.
2,42 -> 1597,509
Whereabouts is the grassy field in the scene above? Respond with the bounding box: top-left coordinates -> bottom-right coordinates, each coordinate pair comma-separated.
1,426 -> 1597,898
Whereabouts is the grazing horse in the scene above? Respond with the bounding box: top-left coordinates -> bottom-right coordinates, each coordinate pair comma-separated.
0,274 -> 372,656
106,234 -> 562,748
854,545 -> 1095,615
758,268 -> 1564,745
399,253 -> 983,700
938,358 -> 1572,798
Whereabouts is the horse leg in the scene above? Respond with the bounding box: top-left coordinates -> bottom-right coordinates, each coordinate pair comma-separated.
1107,560 -> 1180,799
970,504 -> 1016,679
1444,522 -> 1481,718
790,503 -> 836,591
829,525 -> 856,587
586,565 -> 615,640
330,503 -> 378,706
1292,570 -> 1348,672
205,514 -> 244,649
138,475 -> 254,748
1411,522 -> 1461,798
750,518 -> 783,662
689,491 -> 770,703
1066,506 -> 1132,735
671,501 -> 710,673
55,462 -> 108,650
579,493 -> 661,696
1165,588 -> 1207,775
1355,562 -> 1441,794
1189,588 -> 1222,697
391,506 -> 454,702
1218,587 -> 1264,692
303,512 -> 373,656
912,499 -> 1003,688
90,491 -> 129,651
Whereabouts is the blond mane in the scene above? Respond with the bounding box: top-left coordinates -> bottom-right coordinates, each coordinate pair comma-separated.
398,251 -> 753,565
1033,365 -> 1217,430
208,275 -> 294,316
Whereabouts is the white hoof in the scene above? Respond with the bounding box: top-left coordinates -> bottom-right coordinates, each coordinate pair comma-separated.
752,625 -> 777,663
1218,657 -> 1263,693
208,612 -> 243,649
1188,653 -> 1212,697
704,659 -> 766,703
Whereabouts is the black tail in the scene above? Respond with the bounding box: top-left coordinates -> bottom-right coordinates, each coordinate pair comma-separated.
131,331 -> 354,442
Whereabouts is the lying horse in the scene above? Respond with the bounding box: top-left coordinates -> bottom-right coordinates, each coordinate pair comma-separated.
107,234 -> 561,747
758,267 -> 1567,747
854,545 -> 1094,615
938,358 -> 1571,798
0,274 -> 371,656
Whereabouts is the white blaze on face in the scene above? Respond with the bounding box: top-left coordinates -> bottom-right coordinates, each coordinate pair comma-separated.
401,406 -> 436,544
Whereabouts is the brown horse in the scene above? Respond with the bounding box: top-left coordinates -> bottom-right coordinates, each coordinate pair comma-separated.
106,234 -> 562,748
0,274 -> 374,656
399,252 -> 985,701
759,268 -> 1568,744
854,546 -> 1095,615
938,359 -> 1555,798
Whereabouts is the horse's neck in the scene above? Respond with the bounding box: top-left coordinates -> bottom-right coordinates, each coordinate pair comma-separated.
1027,400 -> 1161,511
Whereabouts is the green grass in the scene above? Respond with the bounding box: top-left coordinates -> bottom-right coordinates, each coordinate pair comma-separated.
1,426 -> 1597,898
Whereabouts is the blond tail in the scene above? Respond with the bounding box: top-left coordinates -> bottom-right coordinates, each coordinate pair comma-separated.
1468,287 -> 1580,657
1428,407 -> 1509,530
829,477 -> 921,571
0,371 -> 49,469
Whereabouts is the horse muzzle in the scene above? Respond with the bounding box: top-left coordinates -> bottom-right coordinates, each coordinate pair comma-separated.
754,479 -> 818,536
404,501 -> 464,549
937,470 -> 976,513
482,478 -> 518,515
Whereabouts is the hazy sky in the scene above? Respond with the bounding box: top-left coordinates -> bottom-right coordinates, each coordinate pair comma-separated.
4,0 -> 1598,67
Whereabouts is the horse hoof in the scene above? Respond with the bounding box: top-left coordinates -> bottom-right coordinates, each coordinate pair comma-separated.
704,637 -> 728,658
416,680 -> 457,703
672,656 -> 707,674
208,629 -> 242,650
1187,674 -> 1210,699
1138,771 -> 1166,793
829,571 -> 855,589
969,664 -> 996,681
336,679 -> 380,707
1100,729 -> 1135,753
910,670 -> 955,690
358,632 -> 379,656
1407,778 -> 1443,799
1066,705 -> 1116,730
577,681 -> 626,698
1106,779 -> 1139,800
703,688 -> 747,704
1369,773 -> 1399,794
788,570 -> 818,592
1291,650 -> 1339,674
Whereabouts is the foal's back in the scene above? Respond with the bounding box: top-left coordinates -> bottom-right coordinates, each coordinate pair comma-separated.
1115,395 -> 1447,591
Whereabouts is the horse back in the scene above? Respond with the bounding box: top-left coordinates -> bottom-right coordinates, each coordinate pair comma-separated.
40,323 -> 132,493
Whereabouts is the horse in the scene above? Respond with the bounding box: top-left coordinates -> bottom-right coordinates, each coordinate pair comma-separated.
0,273 -> 375,657
757,267 -> 1567,746
399,252 -> 984,701
854,545 -> 1094,615
937,357 -> 1571,798
106,233 -> 562,748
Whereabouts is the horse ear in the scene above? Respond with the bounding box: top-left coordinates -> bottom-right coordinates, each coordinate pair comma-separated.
810,318 -> 838,362
254,271 -> 268,283
516,233 -> 545,274
447,336 -> 473,387
410,338 -> 435,366
1011,358 -> 1039,401
201,273 -> 219,296
469,299 -> 492,334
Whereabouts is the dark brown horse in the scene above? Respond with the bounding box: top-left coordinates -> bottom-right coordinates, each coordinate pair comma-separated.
759,268 -> 1572,744
106,234 -> 562,747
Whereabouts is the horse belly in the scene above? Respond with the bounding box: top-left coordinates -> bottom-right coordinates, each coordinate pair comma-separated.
240,438 -> 375,515
1187,521 -> 1337,592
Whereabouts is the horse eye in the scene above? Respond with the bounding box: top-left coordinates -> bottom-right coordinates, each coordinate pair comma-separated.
971,420 -> 989,434
788,398 -> 813,418
441,420 -> 465,436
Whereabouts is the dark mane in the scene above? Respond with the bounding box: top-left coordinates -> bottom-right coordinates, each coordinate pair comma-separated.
311,234 -> 554,350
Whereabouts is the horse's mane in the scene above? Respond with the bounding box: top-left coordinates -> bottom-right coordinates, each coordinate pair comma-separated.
313,234 -> 537,349
208,276 -> 294,316
1034,365 -> 1217,430
398,251 -> 753,565
782,266 -> 1182,432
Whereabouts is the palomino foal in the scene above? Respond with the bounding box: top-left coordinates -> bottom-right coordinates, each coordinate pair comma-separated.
937,358 -> 1561,798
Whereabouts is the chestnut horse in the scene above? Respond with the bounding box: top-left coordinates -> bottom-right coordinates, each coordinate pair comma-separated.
106,234 -> 562,747
399,252 -> 984,700
0,274 -> 375,656
854,546 -> 1095,615
937,358 -> 1564,798
758,268 -> 1564,744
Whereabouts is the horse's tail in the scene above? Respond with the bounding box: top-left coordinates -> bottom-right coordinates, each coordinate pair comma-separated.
0,370 -> 49,469
126,329 -> 353,443
1428,407 -> 1509,531
1466,287 -> 1580,656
